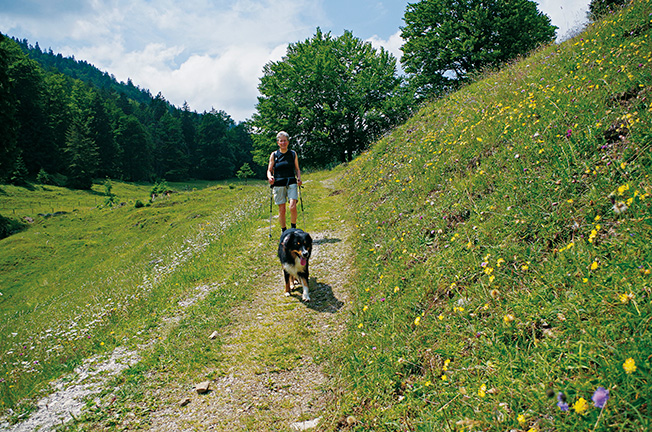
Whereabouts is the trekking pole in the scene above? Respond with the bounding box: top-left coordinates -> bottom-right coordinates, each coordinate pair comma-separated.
269,186 -> 273,239
298,185 -> 306,229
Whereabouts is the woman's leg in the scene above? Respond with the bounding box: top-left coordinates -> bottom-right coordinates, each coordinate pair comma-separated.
278,203 -> 287,229
289,199 -> 298,226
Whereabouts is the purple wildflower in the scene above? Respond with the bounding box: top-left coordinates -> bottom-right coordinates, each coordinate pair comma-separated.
557,392 -> 569,411
592,386 -> 609,408
566,129 -> 572,139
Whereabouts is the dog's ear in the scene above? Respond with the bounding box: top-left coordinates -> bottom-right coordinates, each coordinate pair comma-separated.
282,231 -> 293,249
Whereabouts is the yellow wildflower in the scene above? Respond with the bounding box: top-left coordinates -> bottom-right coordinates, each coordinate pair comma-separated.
517,414 -> 527,426
573,397 -> 589,415
623,358 -> 637,374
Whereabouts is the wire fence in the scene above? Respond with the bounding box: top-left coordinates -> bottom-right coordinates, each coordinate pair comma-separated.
0,199 -> 101,218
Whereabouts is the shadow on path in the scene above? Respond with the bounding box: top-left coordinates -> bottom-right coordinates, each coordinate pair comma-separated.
313,237 -> 341,246
288,277 -> 344,314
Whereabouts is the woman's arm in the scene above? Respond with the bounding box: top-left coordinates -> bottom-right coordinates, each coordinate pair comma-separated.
267,152 -> 275,185
294,151 -> 302,186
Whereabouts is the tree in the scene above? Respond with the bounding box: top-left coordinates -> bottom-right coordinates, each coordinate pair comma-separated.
181,101 -> 198,167
196,109 -> 234,180
0,34 -> 18,181
65,115 -> 99,189
252,29 -> 411,168
401,0 -> 557,98
7,40 -> 53,176
588,0 -> 628,20
43,73 -> 72,175
236,163 -> 254,184
153,112 -> 189,181
88,91 -> 120,178
116,115 -> 153,181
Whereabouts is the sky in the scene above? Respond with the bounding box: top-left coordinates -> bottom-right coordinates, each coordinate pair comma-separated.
0,0 -> 591,122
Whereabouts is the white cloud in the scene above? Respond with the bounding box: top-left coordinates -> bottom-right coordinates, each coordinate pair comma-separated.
26,0 -> 323,121
535,0 -> 590,41
135,43 -> 289,120
367,30 -> 404,73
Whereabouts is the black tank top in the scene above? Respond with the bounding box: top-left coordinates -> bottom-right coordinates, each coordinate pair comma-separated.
273,150 -> 296,186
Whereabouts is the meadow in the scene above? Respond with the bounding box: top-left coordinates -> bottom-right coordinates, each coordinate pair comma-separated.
0,179 -> 268,421
329,0 -> 651,430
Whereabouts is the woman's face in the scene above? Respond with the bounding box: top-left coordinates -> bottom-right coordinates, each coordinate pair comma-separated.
277,135 -> 289,150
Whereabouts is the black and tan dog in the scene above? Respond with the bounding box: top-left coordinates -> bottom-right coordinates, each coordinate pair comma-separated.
277,228 -> 313,302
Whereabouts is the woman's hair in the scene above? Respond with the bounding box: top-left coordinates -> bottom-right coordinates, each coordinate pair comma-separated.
276,131 -> 290,140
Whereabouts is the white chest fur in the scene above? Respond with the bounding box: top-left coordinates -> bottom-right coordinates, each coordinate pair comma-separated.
283,256 -> 306,277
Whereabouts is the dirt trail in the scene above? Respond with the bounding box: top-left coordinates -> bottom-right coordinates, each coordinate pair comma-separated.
147,179 -> 352,431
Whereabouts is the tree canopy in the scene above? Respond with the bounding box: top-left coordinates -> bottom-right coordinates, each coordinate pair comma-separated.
251,29 -> 412,168
400,0 -> 557,98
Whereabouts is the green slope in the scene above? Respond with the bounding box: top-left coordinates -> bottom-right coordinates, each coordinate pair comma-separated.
331,1 -> 651,430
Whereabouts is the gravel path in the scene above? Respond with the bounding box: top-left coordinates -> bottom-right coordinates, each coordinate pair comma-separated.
144,178 -> 352,431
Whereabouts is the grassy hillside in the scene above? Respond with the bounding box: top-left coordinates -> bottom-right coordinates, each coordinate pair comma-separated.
331,1 -> 651,430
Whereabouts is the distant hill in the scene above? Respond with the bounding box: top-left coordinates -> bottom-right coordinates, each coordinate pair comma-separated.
1,33 -> 256,186
13,37 -> 154,106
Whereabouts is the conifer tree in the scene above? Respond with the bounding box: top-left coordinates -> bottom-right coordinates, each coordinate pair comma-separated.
65,116 -> 99,189
0,34 -> 18,181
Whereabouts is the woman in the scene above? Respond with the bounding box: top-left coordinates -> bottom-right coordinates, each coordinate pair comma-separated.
267,131 -> 302,233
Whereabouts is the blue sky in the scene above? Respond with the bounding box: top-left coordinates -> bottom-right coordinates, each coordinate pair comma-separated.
0,0 -> 591,122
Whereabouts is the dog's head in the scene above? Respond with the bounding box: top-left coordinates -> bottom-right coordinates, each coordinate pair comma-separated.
282,229 -> 312,265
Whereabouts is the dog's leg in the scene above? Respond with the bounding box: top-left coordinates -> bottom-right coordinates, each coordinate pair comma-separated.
299,274 -> 310,302
283,270 -> 291,296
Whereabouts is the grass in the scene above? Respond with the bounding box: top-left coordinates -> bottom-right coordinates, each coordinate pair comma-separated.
328,1 -> 652,430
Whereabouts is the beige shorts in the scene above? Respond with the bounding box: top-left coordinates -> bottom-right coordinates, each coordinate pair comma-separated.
273,183 -> 298,205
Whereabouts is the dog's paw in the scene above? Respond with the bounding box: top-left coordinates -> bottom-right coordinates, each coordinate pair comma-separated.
302,295 -> 311,302
284,292 -> 291,297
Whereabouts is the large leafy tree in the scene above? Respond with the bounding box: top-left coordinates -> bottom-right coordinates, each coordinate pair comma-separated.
401,0 -> 557,98
252,29 -> 411,168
